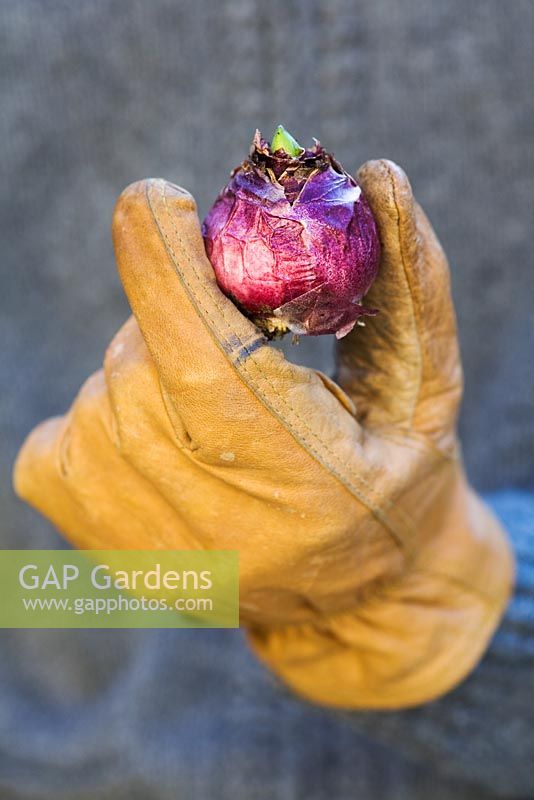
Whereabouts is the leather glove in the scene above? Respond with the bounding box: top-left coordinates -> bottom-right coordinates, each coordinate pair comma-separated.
14,159 -> 514,710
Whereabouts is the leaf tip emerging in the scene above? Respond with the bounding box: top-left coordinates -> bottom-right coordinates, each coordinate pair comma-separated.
270,125 -> 303,157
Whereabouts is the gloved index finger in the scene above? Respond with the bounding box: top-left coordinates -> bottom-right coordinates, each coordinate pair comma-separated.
112,179 -> 412,544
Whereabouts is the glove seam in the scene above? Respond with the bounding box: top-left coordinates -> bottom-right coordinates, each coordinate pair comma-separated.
148,181 -> 417,551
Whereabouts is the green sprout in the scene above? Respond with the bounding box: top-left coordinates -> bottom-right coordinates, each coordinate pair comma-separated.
270,125 -> 304,157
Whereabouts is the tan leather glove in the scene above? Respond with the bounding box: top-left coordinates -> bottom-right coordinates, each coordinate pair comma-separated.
14,160 -> 514,710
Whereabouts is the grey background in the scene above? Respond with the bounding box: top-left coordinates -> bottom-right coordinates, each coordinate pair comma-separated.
0,1 -> 533,798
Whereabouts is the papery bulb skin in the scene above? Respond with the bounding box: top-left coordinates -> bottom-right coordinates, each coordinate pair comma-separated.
202,127 -> 381,338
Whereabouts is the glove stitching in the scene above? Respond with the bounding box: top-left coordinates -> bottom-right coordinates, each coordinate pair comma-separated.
148,182 -> 416,551
156,186 -> 419,545
154,186 -> 398,519
149,186 -> 400,532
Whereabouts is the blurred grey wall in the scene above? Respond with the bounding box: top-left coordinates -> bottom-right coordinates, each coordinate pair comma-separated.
0,3 -> 533,798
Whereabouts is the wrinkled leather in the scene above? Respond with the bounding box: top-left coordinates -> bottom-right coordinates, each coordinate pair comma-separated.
14,160 -> 515,709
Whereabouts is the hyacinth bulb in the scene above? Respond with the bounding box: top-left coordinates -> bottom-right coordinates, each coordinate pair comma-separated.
202,126 -> 381,339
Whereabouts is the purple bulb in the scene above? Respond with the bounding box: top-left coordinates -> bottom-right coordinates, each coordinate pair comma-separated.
202,128 -> 380,339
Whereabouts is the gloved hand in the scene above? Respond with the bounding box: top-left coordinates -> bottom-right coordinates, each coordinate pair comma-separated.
14,160 -> 514,710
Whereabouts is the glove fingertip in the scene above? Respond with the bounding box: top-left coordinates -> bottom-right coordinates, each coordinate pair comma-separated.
358,158 -> 414,218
